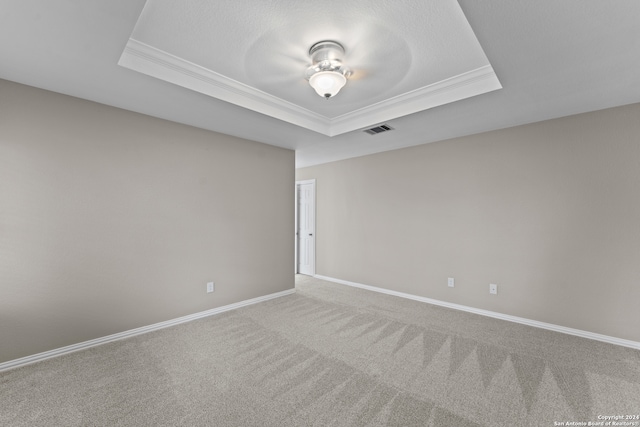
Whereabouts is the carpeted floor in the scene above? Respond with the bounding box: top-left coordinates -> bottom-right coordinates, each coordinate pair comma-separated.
1,275 -> 639,426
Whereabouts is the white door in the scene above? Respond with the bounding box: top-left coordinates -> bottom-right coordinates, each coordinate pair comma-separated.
296,181 -> 315,275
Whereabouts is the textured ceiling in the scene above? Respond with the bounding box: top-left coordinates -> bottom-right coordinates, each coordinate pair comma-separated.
1,1 -> 639,167
119,0 -> 501,136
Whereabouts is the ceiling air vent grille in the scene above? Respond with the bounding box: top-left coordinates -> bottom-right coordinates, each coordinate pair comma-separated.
363,124 -> 394,135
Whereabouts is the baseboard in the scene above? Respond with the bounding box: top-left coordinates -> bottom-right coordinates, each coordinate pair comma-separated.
0,288 -> 296,373
314,275 -> 640,350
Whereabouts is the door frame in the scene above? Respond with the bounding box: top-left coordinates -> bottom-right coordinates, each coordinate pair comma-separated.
295,179 -> 316,275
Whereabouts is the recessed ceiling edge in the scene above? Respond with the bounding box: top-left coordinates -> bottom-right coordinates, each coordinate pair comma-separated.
119,39 -> 501,137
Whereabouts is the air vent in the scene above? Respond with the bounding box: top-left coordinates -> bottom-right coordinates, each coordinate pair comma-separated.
363,124 -> 394,135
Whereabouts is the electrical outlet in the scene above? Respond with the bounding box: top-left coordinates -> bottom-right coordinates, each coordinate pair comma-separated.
207,282 -> 215,293
448,277 -> 455,288
489,283 -> 498,295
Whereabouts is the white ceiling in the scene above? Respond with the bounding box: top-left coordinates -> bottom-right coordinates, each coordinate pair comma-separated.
119,0 -> 501,136
1,1 -> 639,168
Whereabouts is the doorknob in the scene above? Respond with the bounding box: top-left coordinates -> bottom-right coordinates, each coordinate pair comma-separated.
309,233 -> 313,236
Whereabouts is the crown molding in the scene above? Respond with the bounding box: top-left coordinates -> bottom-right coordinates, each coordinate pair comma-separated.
328,65 -> 502,136
119,39 -> 331,135
119,39 -> 501,137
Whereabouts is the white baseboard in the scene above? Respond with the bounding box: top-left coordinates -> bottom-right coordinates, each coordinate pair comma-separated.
314,275 -> 640,350
0,288 -> 295,373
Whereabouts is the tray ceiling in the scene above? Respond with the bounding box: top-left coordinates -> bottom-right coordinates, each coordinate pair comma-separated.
119,0 -> 501,136
4,1 -> 639,168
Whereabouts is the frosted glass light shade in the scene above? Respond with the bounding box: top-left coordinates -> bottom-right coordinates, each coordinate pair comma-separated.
309,71 -> 347,99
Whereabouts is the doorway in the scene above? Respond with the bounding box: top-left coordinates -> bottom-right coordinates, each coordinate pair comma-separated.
295,179 -> 315,276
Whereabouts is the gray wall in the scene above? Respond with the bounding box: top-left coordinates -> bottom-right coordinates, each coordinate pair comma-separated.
297,103 -> 640,342
0,79 -> 294,363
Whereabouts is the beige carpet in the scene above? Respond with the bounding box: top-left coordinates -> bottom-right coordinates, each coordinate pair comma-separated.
1,275 -> 639,426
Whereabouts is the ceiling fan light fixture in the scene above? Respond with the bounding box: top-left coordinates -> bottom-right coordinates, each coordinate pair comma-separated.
305,40 -> 351,99
309,71 -> 347,99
